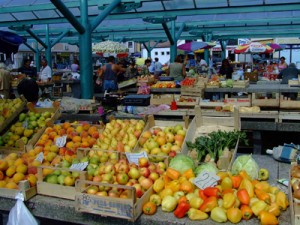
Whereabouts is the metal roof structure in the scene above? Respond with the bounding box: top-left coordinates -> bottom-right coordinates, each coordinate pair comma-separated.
0,0 -> 300,43
1,0 -> 300,99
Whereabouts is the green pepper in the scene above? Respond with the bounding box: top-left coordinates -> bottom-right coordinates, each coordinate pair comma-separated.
211,207 -> 227,223
161,195 -> 177,212
187,208 -> 209,220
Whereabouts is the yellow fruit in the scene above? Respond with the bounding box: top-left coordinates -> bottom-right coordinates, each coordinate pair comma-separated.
31,160 -> 41,167
24,129 -> 34,138
49,145 -> 59,153
0,180 -> 7,188
14,158 -> 24,167
27,174 -> 37,187
7,153 -> 18,160
12,172 -> 25,184
5,182 -> 18,189
6,166 -> 16,177
42,168 -> 54,177
16,164 -> 28,174
0,160 -> 9,171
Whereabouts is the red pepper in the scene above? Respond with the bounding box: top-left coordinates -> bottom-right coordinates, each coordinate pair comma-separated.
199,196 -> 218,212
174,201 -> 190,218
203,187 -> 221,198
198,189 -> 208,201
237,189 -> 250,205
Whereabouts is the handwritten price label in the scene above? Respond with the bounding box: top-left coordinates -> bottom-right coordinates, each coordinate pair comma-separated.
35,152 -> 44,163
193,171 -> 220,190
125,152 -> 148,165
70,162 -> 88,171
55,136 -> 67,147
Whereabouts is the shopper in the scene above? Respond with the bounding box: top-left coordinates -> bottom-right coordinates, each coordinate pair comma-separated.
125,60 -> 139,79
219,59 -> 234,79
18,59 -> 37,79
278,56 -> 288,71
98,56 -> 125,92
279,63 -> 300,84
39,59 -> 52,82
17,76 -> 39,104
153,57 -> 163,78
0,62 -> 11,99
71,59 -> 80,73
167,55 -> 186,81
140,59 -> 151,76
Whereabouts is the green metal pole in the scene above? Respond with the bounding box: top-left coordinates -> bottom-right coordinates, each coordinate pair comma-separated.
80,0 -> 93,99
221,40 -> 228,60
203,33 -> 212,63
35,41 -> 40,74
142,42 -> 151,58
162,22 -> 174,45
26,29 -> 47,49
45,24 -> 52,70
169,21 -> 176,63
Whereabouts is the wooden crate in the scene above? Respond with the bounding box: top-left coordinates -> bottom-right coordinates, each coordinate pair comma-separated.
0,180 -> 37,201
181,86 -> 204,97
224,94 -> 251,107
252,93 -> 279,107
75,180 -> 153,221
280,95 -> 300,109
0,97 -> 27,134
37,165 -> 87,200
176,96 -> 200,107
233,80 -> 250,88
244,72 -> 258,81
150,94 -> 175,105
181,106 -> 240,171
289,163 -> 300,225
278,111 -> 300,123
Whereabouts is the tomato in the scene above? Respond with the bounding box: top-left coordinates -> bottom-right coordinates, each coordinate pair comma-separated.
143,201 -> 157,215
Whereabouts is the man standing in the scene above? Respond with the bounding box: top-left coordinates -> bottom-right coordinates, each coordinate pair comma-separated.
154,57 -> 163,78
18,59 -> 37,79
39,59 -> 52,82
0,62 -> 11,99
98,56 -> 125,92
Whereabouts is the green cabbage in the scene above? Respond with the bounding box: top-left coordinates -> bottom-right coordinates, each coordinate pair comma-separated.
169,155 -> 195,174
194,163 -> 219,176
231,154 -> 259,180
226,79 -> 233,88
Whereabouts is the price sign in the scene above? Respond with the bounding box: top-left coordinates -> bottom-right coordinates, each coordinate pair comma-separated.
55,136 -> 67,147
22,120 -> 28,129
125,151 -> 148,165
70,162 -> 88,171
193,171 -> 220,190
35,152 -> 44,163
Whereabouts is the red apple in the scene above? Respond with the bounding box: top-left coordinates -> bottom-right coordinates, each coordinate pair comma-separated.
139,167 -> 150,178
174,134 -> 184,142
161,144 -> 171,154
170,145 -> 181,152
95,191 -> 108,197
156,131 -> 165,137
169,150 -> 177,158
129,178 -> 138,185
157,162 -> 166,170
156,136 -> 166,146
149,172 -> 159,181
140,178 -> 153,190
138,157 -> 149,167
116,173 -> 129,185
108,189 -> 120,198
134,130 -> 142,138
138,176 -> 146,183
133,183 -> 144,198
166,133 -> 174,143
128,167 -> 140,179
148,163 -> 156,172
153,128 -> 162,136
138,137 -> 148,146
117,163 -> 130,173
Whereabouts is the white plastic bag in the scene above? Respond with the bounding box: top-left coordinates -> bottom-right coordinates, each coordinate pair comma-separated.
7,193 -> 38,225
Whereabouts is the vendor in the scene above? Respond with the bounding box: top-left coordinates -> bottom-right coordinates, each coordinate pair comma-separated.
18,59 -> 37,79
39,59 -> 52,82
17,76 -> 39,104
219,59 -> 233,79
278,63 -> 299,84
140,59 -> 151,76
278,56 -> 288,72
98,56 -> 125,92
0,62 -> 11,99
125,60 -> 138,80
166,55 -> 186,81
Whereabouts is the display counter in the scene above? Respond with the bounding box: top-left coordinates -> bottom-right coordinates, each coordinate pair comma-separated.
0,155 -> 291,225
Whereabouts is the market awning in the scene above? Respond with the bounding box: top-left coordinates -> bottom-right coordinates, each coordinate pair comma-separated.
0,30 -> 25,55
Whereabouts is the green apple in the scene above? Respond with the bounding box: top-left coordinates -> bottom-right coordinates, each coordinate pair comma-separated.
53,170 -> 61,176
45,174 -> 58,184
80,156 -> 89,163
173,124 -> 183,134
57,174 -> 66,185
19,113 -> 26,122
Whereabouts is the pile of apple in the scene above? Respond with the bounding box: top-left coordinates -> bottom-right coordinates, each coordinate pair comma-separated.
84,155 -> 167,199
94,119 -> 145,152
138,124 -> 186,157
0,151 -> 45,190
0,111 -> 53,147
0,98 -> 24,127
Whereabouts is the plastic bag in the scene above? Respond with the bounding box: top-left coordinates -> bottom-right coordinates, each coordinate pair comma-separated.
7,193 -> 39,225
137,83 -> 150,95
35,98 -> 53,108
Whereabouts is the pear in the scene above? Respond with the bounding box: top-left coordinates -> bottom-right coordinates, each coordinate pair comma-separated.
24,129 -> 34,138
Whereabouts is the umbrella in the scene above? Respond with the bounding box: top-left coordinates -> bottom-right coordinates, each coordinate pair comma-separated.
177,41 -> 215,52
266,43 -> 286,51
234,42 -> 274,54
0,30 -> 25,55
92,40 -> 128,53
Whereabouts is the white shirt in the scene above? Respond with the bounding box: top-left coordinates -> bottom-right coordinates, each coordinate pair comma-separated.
40,65 -> 52,81
200,59 -> 208,67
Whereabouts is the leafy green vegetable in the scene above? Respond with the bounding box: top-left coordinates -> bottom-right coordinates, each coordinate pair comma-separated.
194,163 -> 219,176
231,154 -> 259,180
169,154 -> 195,174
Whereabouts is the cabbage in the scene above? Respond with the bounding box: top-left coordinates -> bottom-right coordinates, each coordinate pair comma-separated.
169,155 -> 195,174
226,79 -> 233,87
194,163 -> 219,176
231,154 -> 259,180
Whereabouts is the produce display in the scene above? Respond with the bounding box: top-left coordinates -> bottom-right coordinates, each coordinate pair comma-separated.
143,154 -> 288,225
291,164 -> 300,200
186,130 -> 248,169
151,81 -> 176,88
0,98 -> 24,128
177,96 -> 197,103
180,77 -> 197,86
0,111 -> 53,147
138,124 -> 186,156
94,119 -> 145,152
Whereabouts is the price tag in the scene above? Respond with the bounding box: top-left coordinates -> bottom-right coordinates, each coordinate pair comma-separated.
70,162 -> 88,171
193,171 -> 220,190
125,151 -> 148,165
35,152 -> 44,163
22,120 -> 28,129
55,136 -> 67,147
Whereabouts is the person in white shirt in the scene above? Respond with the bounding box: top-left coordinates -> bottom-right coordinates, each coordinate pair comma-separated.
154,57 -> 163,78
39,59 -> 52,82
